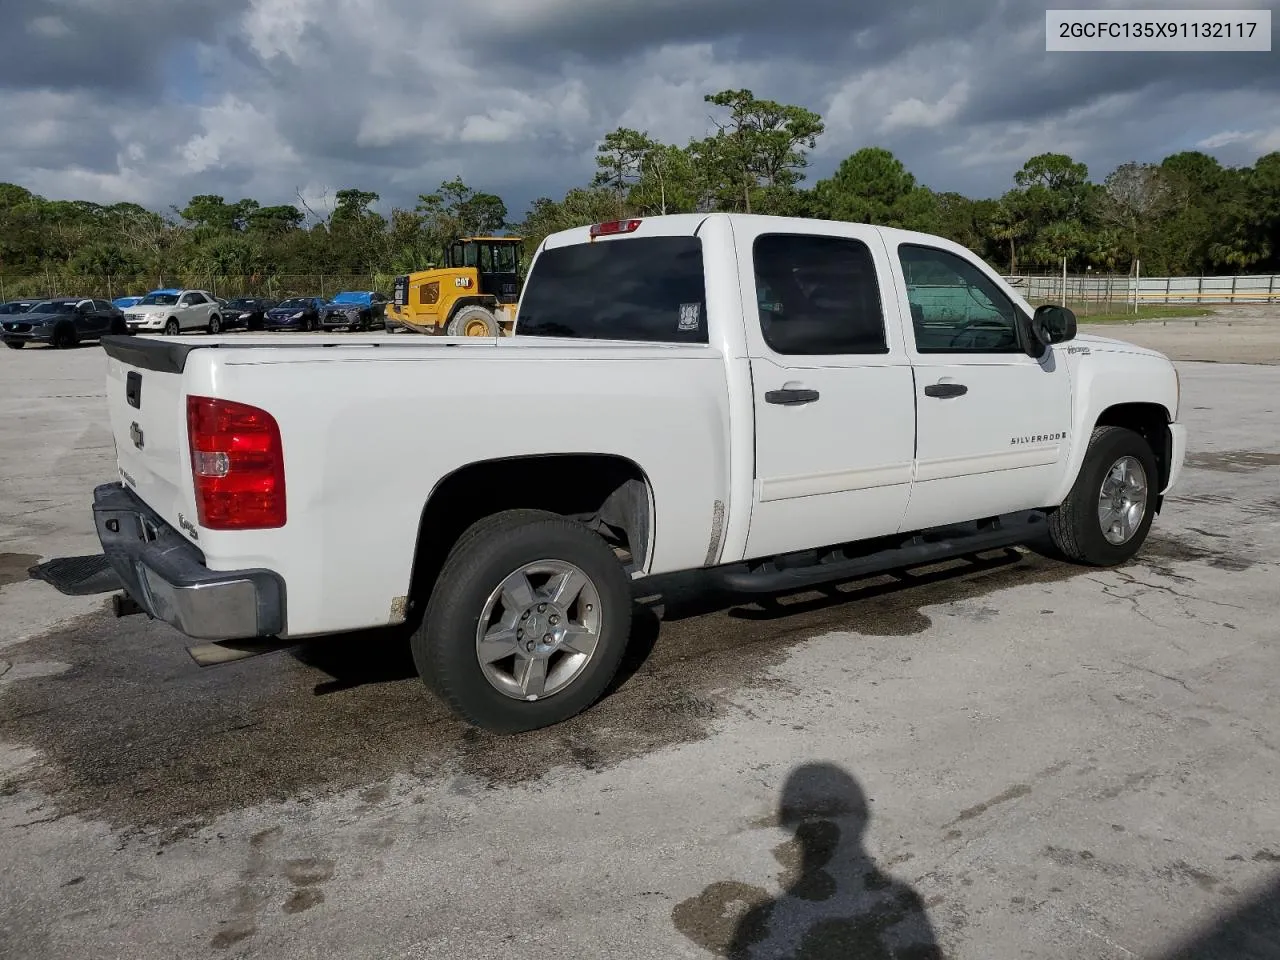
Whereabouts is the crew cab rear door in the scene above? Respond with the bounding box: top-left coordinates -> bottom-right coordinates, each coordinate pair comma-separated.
736,220 -> 917,559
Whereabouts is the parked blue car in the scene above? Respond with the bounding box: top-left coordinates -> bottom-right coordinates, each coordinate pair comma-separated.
113,288 -> 179,310
319,290 -> 390,331
263,297 -> 326,331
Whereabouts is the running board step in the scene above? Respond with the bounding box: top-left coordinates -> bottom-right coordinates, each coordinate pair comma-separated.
709,511 -> 1048,594
27,554 -> 123,596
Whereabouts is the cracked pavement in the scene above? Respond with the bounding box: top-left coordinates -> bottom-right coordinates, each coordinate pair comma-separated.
1,343 -> 1279,959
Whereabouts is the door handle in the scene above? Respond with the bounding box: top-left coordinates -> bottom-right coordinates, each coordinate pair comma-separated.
923,382 -> 968,398
765,388 -> 820,405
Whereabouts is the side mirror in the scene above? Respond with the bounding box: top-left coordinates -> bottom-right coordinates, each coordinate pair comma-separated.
1034,304 -> 1077,344
1020,304 -> 1076,357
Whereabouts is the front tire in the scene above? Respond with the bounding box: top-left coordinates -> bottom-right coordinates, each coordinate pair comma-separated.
164,319 -> 180,336
5,341 -> 23,350
51,324 -> 78,349
1047,425 -> 1159,566
413,508 -> 633,733
446,305 -> 499,337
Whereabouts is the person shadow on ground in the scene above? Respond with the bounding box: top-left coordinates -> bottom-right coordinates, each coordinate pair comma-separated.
673,762 -> 944,959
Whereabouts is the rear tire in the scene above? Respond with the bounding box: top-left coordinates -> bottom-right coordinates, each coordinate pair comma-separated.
446,305 -> 499,337
5,341 -> 23,350
412,508 -> 632,733
51,324 -> 78,349
1047,425 -> 1159,566
208,314 -> 222,334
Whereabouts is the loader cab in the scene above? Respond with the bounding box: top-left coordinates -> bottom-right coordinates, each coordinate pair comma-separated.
447,237 -> 523,305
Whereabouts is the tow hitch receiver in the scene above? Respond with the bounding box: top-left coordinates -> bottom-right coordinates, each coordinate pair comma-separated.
112,592 -> 147,618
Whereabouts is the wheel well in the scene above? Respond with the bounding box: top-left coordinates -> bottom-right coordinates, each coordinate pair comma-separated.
446,298 -> 498,323
1095,402 -> 1172,491
405,454 -> 653,621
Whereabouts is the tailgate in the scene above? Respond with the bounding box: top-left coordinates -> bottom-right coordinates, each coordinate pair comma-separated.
102,337 -> 195,534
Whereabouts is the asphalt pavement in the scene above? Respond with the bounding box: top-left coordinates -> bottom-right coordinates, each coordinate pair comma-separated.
1,331 -> 1279,960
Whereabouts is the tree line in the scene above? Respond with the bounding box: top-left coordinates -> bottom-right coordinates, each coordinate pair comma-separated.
1,87 -> 1277,298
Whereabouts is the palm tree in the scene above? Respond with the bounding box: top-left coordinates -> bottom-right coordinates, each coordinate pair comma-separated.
988,196 -> 1030,274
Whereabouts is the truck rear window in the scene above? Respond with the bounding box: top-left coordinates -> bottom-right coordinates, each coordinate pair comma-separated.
515,236 -> 707,343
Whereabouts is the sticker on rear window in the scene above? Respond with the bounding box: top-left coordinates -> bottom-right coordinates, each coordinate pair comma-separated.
678,302 -> 700,331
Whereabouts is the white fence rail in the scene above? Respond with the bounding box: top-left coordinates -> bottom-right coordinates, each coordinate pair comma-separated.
1004,274 -> 1280,305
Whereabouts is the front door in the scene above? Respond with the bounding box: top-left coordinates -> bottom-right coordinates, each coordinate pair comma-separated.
886,241 -> 1073,532
77,300 -> 108,336
177,293 -> 200,329
478,242 -> 521,304
91,301 -> 116,335
739,225 -> 918,560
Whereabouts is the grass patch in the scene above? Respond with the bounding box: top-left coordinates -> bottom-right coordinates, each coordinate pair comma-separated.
1059,305 -> 1213,324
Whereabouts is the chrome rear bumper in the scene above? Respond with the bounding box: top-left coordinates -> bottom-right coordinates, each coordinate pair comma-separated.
92,482 -> 286,640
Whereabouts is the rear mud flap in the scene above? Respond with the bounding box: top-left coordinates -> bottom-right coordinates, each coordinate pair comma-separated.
28,554 -> 123,596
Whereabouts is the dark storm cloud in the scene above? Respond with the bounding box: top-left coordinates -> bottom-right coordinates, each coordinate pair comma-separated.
958,48 -> 1279,127
463,0 -> 1013,69
2,0 -> 1278,214
0,0 -> 247,97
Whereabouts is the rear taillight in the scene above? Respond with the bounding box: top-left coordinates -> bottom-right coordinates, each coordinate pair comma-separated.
589,219 -> 642,237
186,395 -> 286,530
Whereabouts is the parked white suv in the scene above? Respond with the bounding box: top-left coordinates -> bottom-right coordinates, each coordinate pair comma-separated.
123,289 -> 223,335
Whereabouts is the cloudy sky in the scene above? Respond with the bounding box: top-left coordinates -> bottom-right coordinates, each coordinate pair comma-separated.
2,0 -> 1277,221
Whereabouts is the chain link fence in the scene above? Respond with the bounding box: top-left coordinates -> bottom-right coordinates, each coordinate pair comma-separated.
4,270 -> 1279,316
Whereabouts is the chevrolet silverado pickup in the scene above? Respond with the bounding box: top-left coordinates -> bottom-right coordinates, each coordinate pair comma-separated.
52,213 -> 1187,733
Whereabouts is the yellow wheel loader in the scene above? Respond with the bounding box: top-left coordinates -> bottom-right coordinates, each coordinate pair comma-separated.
384,236 -> 523,337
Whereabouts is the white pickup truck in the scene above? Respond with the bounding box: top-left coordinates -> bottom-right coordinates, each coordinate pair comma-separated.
51,213 -> 1186,733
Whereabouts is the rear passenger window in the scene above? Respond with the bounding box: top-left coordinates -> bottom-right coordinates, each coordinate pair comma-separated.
753,234 -> 888,355
516,236 -> 707,343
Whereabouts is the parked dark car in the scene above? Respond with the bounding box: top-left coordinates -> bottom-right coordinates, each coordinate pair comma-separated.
319,290 -> 390,332
220,297 -> 278,331
0,299 -> 40,315
2,298 -> 128,349
263,297 -> 325,331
